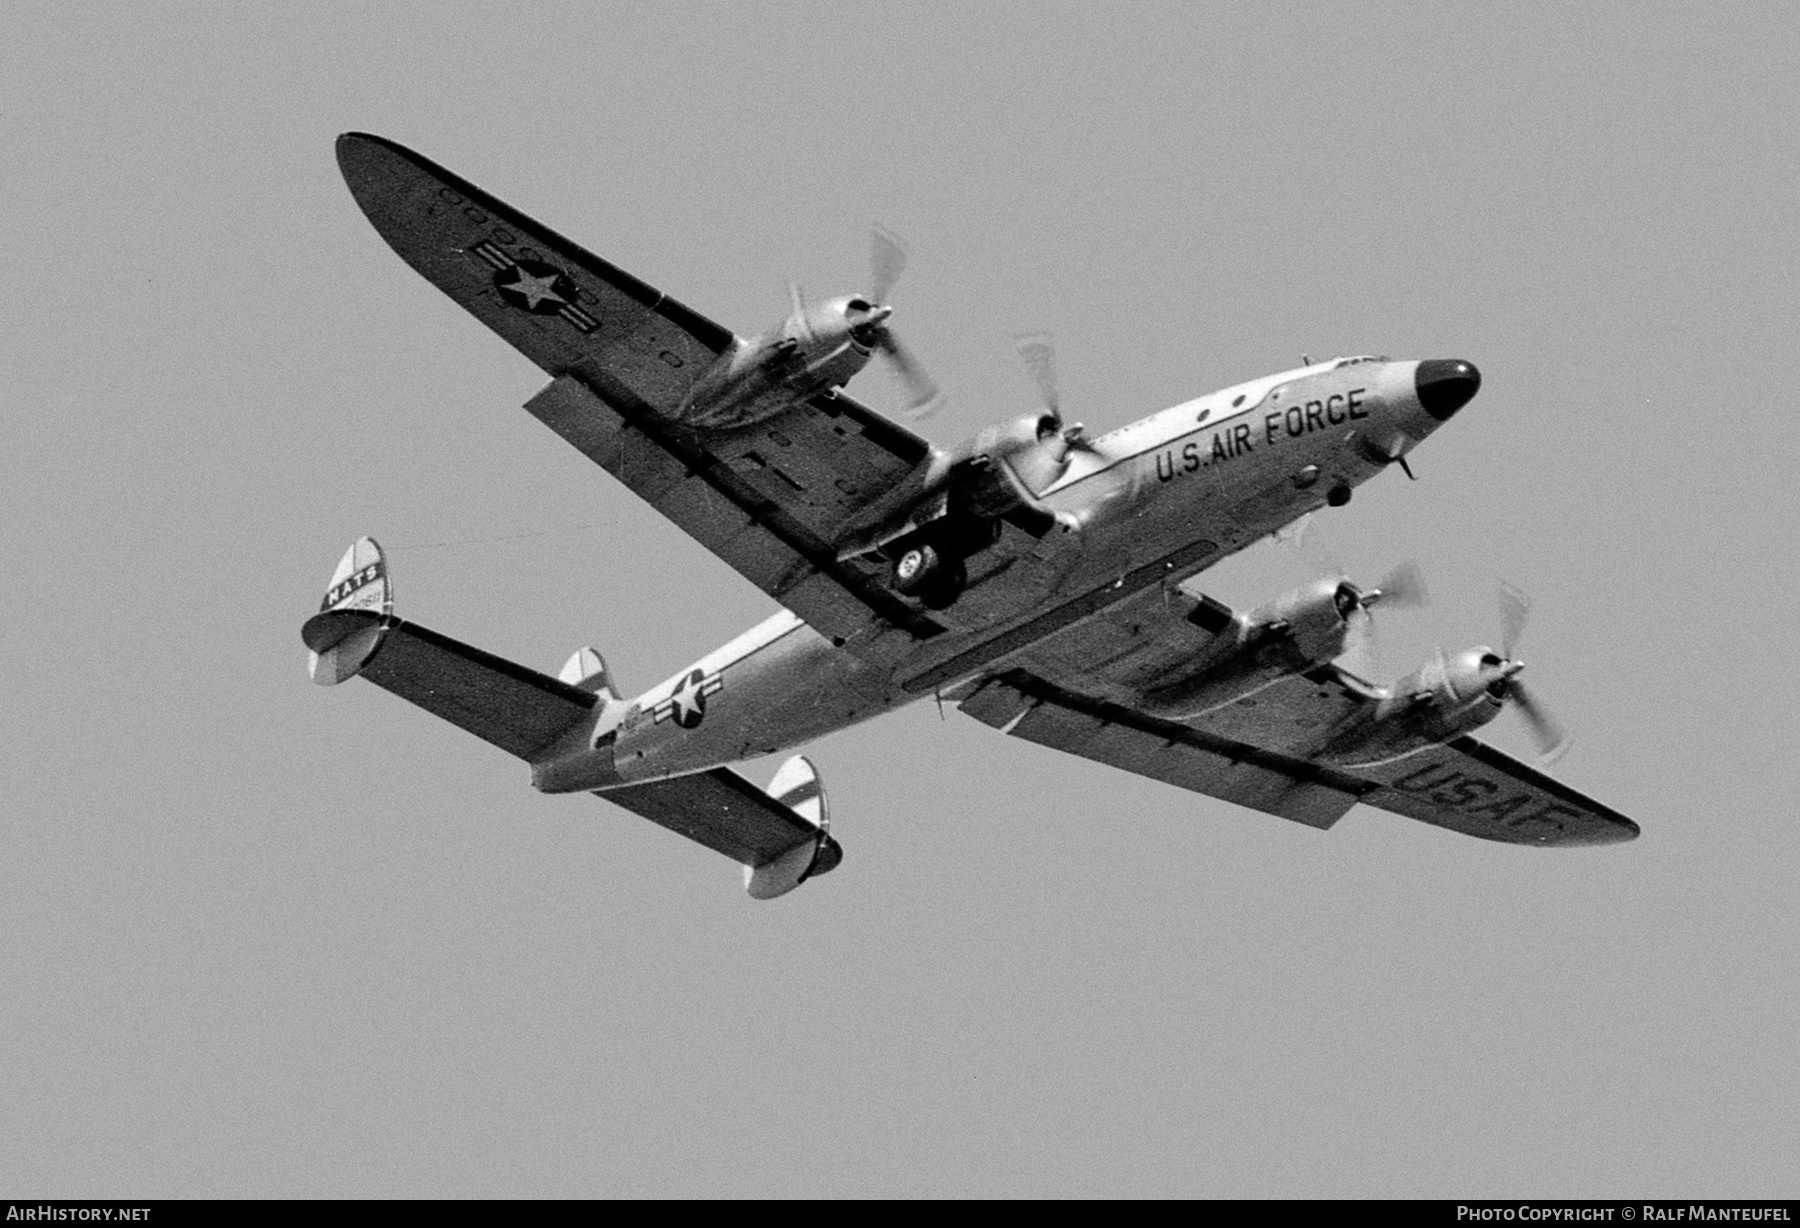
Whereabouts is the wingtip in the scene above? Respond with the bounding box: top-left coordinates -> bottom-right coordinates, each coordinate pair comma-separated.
336,131 -> 378,158
335,131 -> 420,177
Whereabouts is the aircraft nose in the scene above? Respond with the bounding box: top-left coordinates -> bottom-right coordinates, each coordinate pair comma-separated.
1415,359 -> 1481,420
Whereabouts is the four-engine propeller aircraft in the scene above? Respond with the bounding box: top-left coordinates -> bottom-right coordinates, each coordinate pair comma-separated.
305,133 -> 1637,900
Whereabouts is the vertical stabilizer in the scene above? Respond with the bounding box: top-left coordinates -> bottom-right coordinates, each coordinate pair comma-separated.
559,647 -> 620,699
744,755 -> 836,899
306,537 -> 392,685
767,755 -> 828,830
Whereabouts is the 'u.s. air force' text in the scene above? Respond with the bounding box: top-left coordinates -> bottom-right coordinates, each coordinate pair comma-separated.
1155,388 -> 1369,480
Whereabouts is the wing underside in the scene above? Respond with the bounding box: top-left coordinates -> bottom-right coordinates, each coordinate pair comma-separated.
959,668 -> 1636,847
337,133 -> 944,661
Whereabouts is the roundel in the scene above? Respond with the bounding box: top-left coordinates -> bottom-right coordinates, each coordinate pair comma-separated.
493,259 -> 578,315
672,669 -> 709,729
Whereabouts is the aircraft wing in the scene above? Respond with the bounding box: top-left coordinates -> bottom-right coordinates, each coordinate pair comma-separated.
337,133 -> 943,661
957,669 -> 1637,847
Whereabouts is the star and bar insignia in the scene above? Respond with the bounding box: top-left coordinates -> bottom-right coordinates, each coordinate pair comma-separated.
652,669 -> 725,730
469,241 -> 598,333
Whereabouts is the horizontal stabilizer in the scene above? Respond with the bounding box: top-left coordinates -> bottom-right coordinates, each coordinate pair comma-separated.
596,755 -> 840,900
302,540 -> 597,760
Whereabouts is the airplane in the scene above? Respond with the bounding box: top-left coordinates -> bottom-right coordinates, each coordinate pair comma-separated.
304,133 -> 1638,900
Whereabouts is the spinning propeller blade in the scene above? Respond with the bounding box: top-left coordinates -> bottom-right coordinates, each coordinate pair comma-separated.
1343,558 -> 1429,679
881,329 -> 945,420
1013,332 -> 1097,451
865,224 -> 943,419
1015,332 -> 1060,419
1510,678 -> 1571,765
1498,579 -> 1531,660
869,225 -> 908,307
1493,580 -> 1572,765
1367,559 -> 1430,611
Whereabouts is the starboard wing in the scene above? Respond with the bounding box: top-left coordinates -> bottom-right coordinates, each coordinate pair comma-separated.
337,133 -> 944,660
336,132 -> 733,404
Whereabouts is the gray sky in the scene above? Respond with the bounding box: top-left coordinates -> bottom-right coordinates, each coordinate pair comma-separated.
4,1 -> 1797,1198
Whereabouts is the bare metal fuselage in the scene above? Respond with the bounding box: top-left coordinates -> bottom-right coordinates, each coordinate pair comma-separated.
531,356 -> 1450,794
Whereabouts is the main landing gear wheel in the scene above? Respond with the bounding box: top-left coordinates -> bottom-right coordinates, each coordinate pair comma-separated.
892,544 -> 966,609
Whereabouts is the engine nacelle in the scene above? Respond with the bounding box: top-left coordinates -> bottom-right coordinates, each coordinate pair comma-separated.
833,412 -> 1077,561
1140,578 -> 1363,719
677,295 -> 884,431
1319,647 -> 1511,768
948,413 -> 1072,520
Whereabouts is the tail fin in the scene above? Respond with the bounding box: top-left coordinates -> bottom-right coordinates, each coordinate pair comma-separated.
306,537 -> 392,685
745,755 -> 838,899
559,647 -> 621,700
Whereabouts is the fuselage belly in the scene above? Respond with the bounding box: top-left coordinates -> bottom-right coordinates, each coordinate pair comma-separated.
558,356 -> 1451,790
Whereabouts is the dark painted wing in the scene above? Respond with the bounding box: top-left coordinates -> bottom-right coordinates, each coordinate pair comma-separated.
1350,736 -> 1638,846
525,376 -> 944,661
337,131 -> 733,402
958,665 -> 1637,847
337,133 -> 942,659
958,671 -> 1367,831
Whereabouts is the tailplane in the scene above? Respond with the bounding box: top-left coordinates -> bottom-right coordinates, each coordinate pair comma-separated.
303,539 -> 842,898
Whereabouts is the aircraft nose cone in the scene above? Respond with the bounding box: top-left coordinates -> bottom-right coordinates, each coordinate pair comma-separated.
1415,359 -> 1481,420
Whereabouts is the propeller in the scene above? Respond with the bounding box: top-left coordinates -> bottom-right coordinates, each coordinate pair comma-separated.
1363,559 -> 1431,613
1014,332 -> 1099,453
1272,517 -> 1427,679
1490,580 -> 1572,765
787,280 -> 810,341
862,225 -> 944,420
1337,558 -> 1430,679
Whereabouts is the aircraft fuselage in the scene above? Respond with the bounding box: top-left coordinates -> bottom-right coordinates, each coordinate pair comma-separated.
531,355 -> 1475,792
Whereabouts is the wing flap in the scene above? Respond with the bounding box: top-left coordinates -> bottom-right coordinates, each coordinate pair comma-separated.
960,672 -> 1363,831
524,374 -> 942,661
961,670 -> 1636,846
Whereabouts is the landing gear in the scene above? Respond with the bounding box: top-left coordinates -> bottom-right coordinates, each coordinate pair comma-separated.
892,543 -> 967,609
